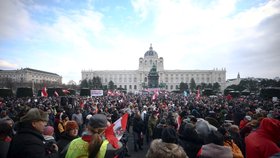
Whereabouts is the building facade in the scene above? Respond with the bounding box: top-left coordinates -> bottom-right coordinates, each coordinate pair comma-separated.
81,44 -> 226,93
0,68 -> 62,84
226,73 -> 241,88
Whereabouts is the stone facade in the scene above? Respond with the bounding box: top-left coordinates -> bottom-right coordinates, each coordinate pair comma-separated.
81,44 -> 226,93
226,73 -> 241,88
0,68 -> 62,84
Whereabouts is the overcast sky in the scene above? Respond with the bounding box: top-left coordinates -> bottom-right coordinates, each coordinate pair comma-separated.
0,0 -> 279,84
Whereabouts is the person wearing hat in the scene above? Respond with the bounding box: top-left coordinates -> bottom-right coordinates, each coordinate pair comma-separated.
7,108 -> 59,158
43,126 -> 56,144
152,118 -> 167,139
239,115 -> 251,130
57,121 -> 79,155
65,114 -> 122,158
148,111 -> 158,144
54,113 -> 69,141
146,139 -> 188,158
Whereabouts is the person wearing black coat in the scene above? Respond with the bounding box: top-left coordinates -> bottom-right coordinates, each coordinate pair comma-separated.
7,108 -> 58,158
178,122 -> 204,158
0,120 -> 12,158
152,118 -> 167,139
56,121 -> 79,156
132,111 -> 144,152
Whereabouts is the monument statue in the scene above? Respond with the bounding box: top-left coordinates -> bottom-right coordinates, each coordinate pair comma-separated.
148,64 -> 159,88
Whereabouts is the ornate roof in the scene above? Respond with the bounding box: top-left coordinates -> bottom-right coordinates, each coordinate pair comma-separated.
144,44 -> 158,58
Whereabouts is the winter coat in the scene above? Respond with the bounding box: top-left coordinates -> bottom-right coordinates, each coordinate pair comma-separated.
197,143 -> 233,158
56,133 -> 77,154
245,118 -> 280,158
178,125 -> 203,158
148,116 -> 158,136
7,127 -> 58,158
65,135 -> 122,158
224,140 -> 244,158
133,117 -> 144,134
0,137 -> 11,158
152,123 -> 167,139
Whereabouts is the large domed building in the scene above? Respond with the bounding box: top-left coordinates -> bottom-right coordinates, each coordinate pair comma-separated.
81,44 -> 226,93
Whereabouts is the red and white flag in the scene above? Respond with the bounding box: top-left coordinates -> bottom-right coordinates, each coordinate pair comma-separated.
107,90 -> 114,96
105,113 -> 129,149
196,89 -> 200,100
115,90 -> 121,96
121,92 -> 127,101
54,91 -> 59,97
152,90 -> 159,100
41,86 -> 48,97
63,89 -> 70,94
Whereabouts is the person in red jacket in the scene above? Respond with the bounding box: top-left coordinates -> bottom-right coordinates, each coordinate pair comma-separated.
245,118 -> 280,158
239,116 -> 251,130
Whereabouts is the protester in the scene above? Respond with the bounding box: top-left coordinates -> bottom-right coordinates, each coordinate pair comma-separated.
148,111 -> 158,143
43,126 -> 56,144
71,109 -> 83,135
54,113 -> 69,141
245,118 -> 280,158
132,110 -> 144,152
57,121 -> 79,154
218,127 -> 244,158
161,127 -> 178,144
7,108 -> 58,158
197,130 -> 233,158
65,114 -> 122,158
178,122 -> 203,158
146,139 -> 188,158
228,125 -> 245,157
152,118 -> 167,139
0,120 -> 12,158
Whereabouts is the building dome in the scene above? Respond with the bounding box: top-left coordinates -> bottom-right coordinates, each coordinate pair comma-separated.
144,44 -> 158,58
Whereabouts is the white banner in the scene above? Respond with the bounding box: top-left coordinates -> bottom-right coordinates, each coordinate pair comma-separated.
90,90 -> 103,96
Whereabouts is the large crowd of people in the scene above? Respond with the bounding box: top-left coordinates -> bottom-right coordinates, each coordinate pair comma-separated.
0,91 -> 279,158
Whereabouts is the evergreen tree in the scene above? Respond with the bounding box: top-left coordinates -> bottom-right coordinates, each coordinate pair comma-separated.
190,78 -> 196,92
207,83 -> 213,89
179,82 -> 189,92
213,82 -> 221,92
92,76 -> 103,89
108,81 -> 115,90
200,82 -> 207,90
80,79 -> 89,88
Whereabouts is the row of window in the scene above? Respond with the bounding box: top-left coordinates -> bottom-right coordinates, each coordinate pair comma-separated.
85,72 -> 223,79
0,74 -> 59,81
98,77 -> 222,84
115,84 -> 182,90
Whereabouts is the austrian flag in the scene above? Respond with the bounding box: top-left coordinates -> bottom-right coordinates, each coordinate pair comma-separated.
63,89 -> 70,94
54,91 -> 59,97
41,86 -> 48,97
105,113 -> 129,149
152,90 -> 159,100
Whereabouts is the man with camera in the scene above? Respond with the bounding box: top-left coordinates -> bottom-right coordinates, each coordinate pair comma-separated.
7,108 -> 59,158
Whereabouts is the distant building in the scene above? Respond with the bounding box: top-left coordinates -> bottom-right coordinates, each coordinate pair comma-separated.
226,72 -> 241,87
81,44 -> 227,93
0,68 -> 62,84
